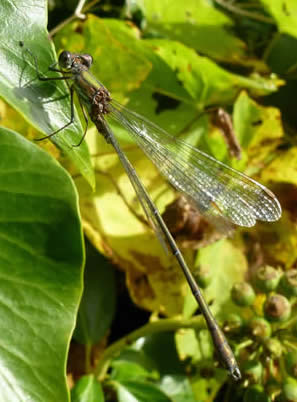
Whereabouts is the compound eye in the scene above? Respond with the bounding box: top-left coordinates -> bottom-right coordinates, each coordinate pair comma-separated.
59,51 -> 72,69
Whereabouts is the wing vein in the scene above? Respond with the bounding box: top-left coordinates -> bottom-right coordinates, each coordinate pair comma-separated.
109,102 -> 281,228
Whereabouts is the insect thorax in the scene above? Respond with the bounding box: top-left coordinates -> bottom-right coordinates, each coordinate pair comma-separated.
90,87 -> 112,121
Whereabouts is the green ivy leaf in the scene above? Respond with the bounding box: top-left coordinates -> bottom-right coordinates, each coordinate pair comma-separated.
140,0 -> 247,63
114,380 -> 171,402
144,39 -> 280,105
0,127 -> 83,401
71,375 -> 105,402
0,0 -> 95,188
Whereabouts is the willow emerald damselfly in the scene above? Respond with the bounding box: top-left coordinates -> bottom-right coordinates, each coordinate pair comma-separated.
21,46 -> 282,381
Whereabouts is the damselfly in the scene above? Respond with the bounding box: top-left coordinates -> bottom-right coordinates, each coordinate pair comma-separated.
22,46 -> 282,381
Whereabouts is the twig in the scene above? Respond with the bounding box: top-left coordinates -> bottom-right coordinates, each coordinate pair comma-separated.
214,0 -> 275,24
75,0 -> 87,18
94,316 -> 205,381
49,0 -> 101,37
211,108 -> 241,160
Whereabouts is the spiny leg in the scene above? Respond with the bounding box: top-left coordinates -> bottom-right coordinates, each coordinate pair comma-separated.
20,44 -> 77,143
72,96 -> 89,147
35,85 -> 75,141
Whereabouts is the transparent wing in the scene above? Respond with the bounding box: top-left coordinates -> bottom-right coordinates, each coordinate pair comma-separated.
108,100 -> 282,229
